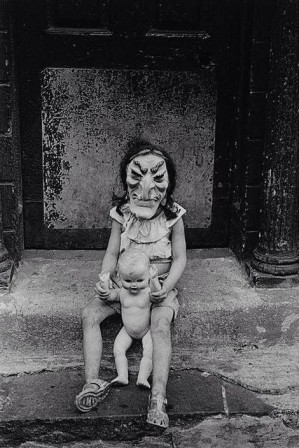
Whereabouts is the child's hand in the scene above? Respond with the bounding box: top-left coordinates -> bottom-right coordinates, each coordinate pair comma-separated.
94,280 -> 111,301
150,285 -> 169,304
95,271 -> 112,301
149,265 -> 161,293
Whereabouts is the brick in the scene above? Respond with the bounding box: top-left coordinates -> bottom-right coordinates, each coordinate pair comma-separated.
0,84 -> 10,133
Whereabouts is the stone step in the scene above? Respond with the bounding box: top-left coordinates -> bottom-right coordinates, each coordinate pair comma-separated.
0,368 -> 273,447
1,249 -> 299,418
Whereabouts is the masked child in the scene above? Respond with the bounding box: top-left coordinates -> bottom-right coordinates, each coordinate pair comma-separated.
76,139 -> 187,429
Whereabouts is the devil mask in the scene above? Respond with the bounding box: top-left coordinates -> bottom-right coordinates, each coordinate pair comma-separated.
126,152 -> 169,219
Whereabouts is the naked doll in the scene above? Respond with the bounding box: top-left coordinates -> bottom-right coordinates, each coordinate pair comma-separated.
99,248 -> 161,388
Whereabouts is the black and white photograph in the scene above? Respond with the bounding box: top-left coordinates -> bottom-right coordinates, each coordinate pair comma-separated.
0,0 -> 298,446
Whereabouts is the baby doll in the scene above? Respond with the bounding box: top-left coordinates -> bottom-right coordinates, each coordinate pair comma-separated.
99,248 -> 161,389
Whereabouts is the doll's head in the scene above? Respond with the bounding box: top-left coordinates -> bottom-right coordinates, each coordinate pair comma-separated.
118,249 -> 150,294
117,139 -> 178,219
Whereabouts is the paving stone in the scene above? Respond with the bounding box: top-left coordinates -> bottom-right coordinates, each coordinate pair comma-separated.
0,368 -> 273,446
223,381 -> 273,415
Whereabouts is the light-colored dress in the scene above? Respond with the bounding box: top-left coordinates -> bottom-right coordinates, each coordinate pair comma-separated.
110,203 -> 186,263
109,202 -> 186,320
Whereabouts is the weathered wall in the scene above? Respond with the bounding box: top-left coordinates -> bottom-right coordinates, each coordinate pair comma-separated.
42,68 -> 216,231
0,0 -> 22,262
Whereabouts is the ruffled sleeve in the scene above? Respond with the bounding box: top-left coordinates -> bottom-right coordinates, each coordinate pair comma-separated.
166,203 -> 186,228
109,206 -> 124,225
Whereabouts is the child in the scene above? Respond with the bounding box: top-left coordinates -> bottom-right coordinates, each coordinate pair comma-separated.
100,249 -> 161,389
75,138 -> 187,428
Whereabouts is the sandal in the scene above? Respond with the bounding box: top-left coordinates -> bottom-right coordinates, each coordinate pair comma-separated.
75,379 -> 110,412
146,394 -> 169,428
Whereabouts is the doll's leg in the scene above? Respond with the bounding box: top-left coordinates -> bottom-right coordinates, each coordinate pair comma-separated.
137,330 -> 153,389
111,327 -> 133,386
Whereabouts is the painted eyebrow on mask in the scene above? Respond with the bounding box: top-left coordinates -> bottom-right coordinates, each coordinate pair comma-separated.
150,160 -> 165,174
133,160 -> 148,174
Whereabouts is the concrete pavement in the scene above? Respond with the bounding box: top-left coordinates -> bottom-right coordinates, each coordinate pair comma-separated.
0,249 -> 299,446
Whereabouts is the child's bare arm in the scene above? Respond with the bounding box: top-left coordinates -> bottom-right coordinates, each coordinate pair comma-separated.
100,219 -> 122,274
95,219 -> 122,300
151,217 -> 186,303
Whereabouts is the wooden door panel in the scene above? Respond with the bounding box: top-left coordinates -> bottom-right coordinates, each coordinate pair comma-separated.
17,0 -> 240,249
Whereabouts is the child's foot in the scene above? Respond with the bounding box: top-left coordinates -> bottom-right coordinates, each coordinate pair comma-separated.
136,377 -> 151,389
146,394 -> 169,428
75,379 -> 110,412
111,376 -> 129,386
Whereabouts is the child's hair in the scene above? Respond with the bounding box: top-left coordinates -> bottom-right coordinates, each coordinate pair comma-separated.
118,248 -> 150,277
114,138 -> 179,219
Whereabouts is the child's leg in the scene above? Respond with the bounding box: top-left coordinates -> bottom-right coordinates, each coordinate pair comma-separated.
146,305 -> 173,428
76,298 -> 116,412
82,298 -> 116,383
111,327 -> 133,386
150,306 -> 173,398
137,330 -> 153,389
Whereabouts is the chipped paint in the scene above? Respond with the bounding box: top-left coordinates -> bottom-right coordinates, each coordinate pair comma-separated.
41,68 -> 216,230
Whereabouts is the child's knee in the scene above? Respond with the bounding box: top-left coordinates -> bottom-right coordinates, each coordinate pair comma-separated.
151,316 -> 171,338
81,300 -> 106,325
81,305 -> 97,326
151,308 -> 172,330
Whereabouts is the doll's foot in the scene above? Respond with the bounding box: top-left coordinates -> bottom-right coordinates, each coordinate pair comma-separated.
111,376 -> 129,386
75,379 -> 110,412
136,377 -> 151,389
146,394 -> 169,428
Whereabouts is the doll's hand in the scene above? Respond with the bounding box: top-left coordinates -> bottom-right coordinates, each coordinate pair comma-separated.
150,285 -> 169,304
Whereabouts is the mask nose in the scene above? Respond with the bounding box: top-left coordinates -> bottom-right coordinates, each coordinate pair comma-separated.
140,174 -> 155,200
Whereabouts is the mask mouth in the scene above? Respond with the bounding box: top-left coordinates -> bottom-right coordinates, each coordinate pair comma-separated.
132,193 -> 160,202
133,200 -> 159,208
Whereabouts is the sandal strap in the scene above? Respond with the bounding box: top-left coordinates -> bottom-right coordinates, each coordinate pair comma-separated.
149,394 -> 168,408
84,379 -> 109,390
150,394 -> 167,403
